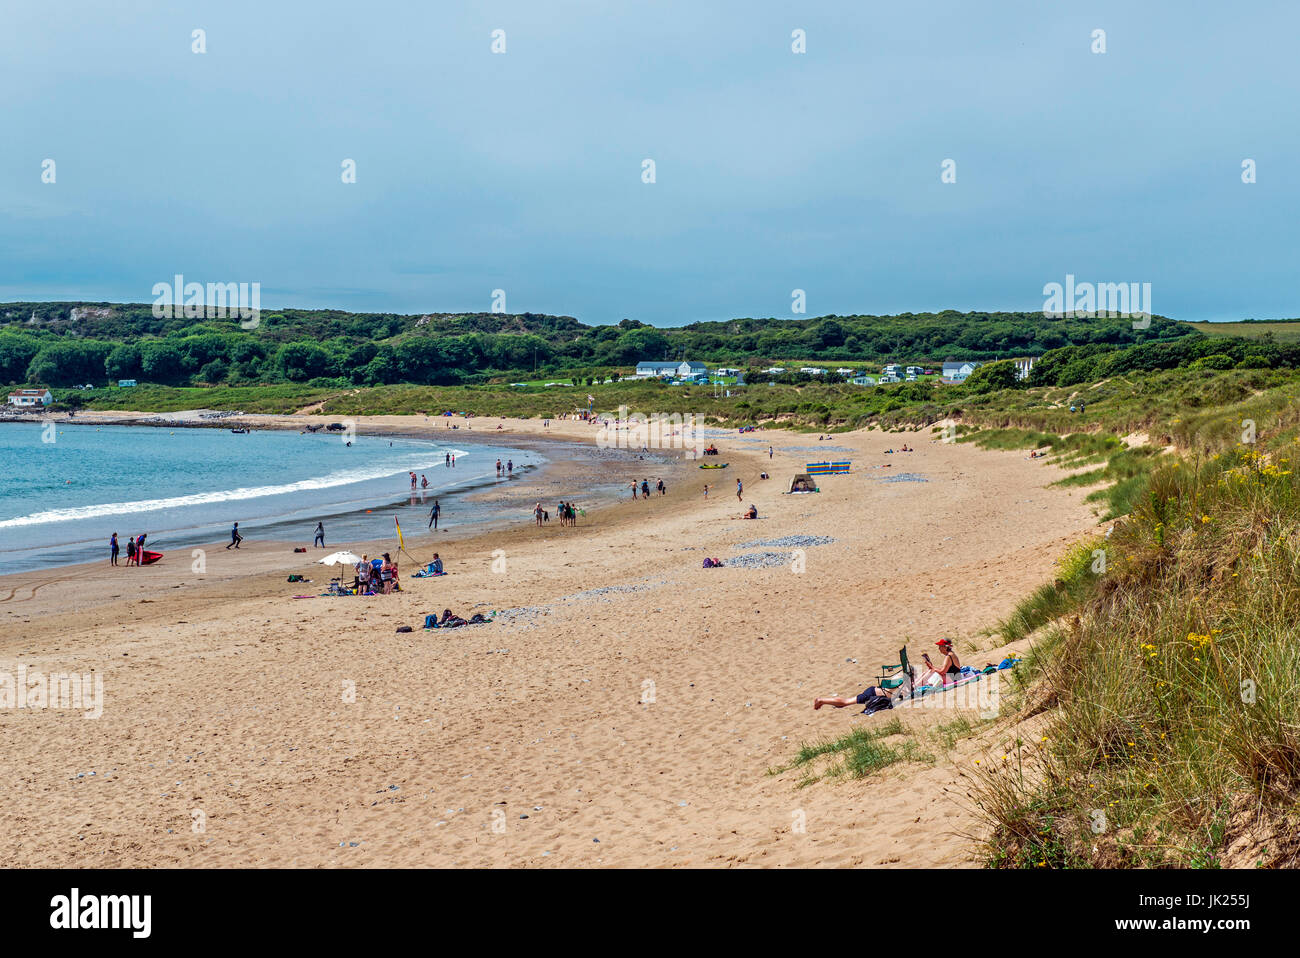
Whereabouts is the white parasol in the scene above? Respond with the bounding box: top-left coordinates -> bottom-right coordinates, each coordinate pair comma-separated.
318,551 -> 363,566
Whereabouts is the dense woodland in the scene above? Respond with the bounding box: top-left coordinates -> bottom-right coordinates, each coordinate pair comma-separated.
0,301 -> 1200,389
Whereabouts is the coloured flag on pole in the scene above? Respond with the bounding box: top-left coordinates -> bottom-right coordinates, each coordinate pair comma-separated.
395,517 -> 404,551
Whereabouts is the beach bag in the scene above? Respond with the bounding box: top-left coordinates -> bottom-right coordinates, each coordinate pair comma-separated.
861,694 -> 893,716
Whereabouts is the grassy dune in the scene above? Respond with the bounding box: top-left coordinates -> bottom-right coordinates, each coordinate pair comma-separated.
976,416 -> 1300,868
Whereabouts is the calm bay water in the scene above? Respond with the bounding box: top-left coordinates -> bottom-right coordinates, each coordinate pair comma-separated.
0,423 -> 541,573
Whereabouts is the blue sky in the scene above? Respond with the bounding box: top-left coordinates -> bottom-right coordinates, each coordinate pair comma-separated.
2,1 -> 1297,326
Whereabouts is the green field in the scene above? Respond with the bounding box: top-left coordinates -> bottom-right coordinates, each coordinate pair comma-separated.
1180,319 -> 1300,343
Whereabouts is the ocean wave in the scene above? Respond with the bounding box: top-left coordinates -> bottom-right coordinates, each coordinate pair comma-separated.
0,452 -> 475,529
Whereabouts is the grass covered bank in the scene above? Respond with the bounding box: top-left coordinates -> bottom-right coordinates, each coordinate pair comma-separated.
977,434 -> 1300,868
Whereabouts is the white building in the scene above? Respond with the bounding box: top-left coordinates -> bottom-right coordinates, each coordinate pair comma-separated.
850,374 -> 877,386
635,360 -> 707,380
7,388 -> 52,407
800,367 -> 827,375
941,361 -> 982,382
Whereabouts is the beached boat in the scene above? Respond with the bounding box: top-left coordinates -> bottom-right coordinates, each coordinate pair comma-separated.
699,462 -> 728,469
138,550 -> 163,565
230,428 -> 248,433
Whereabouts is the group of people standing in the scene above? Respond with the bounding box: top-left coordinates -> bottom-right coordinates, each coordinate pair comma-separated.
535,501 -> 580,526
353,553 -> 400,594
496,459 -> 514,476
109,532 -> 150,566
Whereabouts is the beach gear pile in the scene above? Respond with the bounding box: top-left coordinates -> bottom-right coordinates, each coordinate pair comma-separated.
423,609 -> 493,629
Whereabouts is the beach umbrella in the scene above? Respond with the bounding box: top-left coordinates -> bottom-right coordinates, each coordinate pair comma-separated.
319,551 -> 363,566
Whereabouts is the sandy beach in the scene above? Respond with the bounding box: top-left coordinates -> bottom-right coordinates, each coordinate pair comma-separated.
0,416 -> 1099,867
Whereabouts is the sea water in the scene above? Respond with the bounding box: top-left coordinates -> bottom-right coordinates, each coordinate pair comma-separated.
0,423 -> 541,573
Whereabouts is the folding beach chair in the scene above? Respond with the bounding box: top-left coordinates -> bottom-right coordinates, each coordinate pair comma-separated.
876,647 -> 911,692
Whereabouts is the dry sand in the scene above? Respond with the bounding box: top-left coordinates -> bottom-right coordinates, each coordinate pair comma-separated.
0,416 -> 1099,867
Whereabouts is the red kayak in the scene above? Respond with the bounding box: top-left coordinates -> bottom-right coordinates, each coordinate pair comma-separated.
139,550 -> 163,565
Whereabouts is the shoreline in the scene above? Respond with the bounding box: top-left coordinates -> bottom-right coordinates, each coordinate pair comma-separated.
0,412 -> 709,613
0,412 -> 685,577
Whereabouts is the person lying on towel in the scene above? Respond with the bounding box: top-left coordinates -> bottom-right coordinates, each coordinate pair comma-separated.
813,668 -> 915,713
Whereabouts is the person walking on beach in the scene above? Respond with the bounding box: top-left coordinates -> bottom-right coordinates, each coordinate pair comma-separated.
736,478 -> 743,502
110,533 -> 119,566
227,522 -> 242,550
535,502 -> 544,526
641,479 -> 650,498
429,499 -> 441,530
630,481 -> 639,500
446,452 -> 451,467
496,459 -> 502,475
768,445 -> 773,459
507,459 -> 514,474
314,522 -> 325,548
